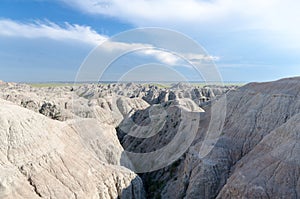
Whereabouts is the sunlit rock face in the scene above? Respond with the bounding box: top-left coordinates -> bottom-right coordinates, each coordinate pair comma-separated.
117,77 -> 300,199
2,78 -> 299,199
0,82 -> 232,125
0,81 -> 229,199
0,99 -> 145,199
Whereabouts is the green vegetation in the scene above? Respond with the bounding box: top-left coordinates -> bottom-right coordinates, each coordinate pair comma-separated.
149,83 -> 172,88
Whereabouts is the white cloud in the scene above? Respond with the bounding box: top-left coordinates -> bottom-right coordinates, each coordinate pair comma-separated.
58,0 -> 298,27
98,41 -> 219,66
98,41 -> 152,52
59,0 -> 233,24
0,19 -> 107,45
141,49 -> 220,66
185,54 -> 220,62
0,18 -> 220,67
0,18 -> 215,66
59,0 -> 300,49
141,49 -> 181,65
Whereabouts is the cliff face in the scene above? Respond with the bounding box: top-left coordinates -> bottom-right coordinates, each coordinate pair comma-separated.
214,78 -> 300,198
218,112 -> 300,198
1,78 -> 299,199
118,77 -> 300,199
184,78 -> 300,199
0,99 -> 145,199
0,82 -> 230,199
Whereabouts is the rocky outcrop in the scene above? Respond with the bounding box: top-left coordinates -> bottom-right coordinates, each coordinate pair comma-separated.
182,77 -> 300,199
74,82 -> 234,105
2,77 -> 298,199
117,77 -> 300,199
0,99 -> 145,199
39,102 -> 62,120
217,113 -> 300,198
0,83 -> 149,127
0,82 -> 229,128
118,98 -> 204,154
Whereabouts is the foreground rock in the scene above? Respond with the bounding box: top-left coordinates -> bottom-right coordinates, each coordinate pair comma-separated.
218,113 -> 300,198
0,99 -> 145,199
118,77 -> 300,199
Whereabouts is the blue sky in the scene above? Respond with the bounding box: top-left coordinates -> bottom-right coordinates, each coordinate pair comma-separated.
0,0 -> 299,82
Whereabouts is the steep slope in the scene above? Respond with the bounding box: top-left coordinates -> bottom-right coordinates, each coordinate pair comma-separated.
0,99 -> 145,199
217,113 -> 300,198
181,77 -> 300,198
2,78 -> 298,198
118,77 -> 300,198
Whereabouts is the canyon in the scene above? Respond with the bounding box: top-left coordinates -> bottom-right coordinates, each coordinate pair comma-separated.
0,77 -> 299,198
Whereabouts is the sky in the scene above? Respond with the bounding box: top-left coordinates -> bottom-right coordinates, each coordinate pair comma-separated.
0,0 -> 300,82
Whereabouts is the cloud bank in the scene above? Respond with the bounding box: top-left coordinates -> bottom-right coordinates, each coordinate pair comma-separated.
0,19 -> 107,45
59,0 -> 299,28
59,0 -> 300,49
0,18 -> 220,68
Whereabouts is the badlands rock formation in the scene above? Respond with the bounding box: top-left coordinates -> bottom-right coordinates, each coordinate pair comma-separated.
0,82 -> 231,126
0,99 -> 144,199
0,81 -> 230,199
118,77 -> 300,199
1,78 -> 299,199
